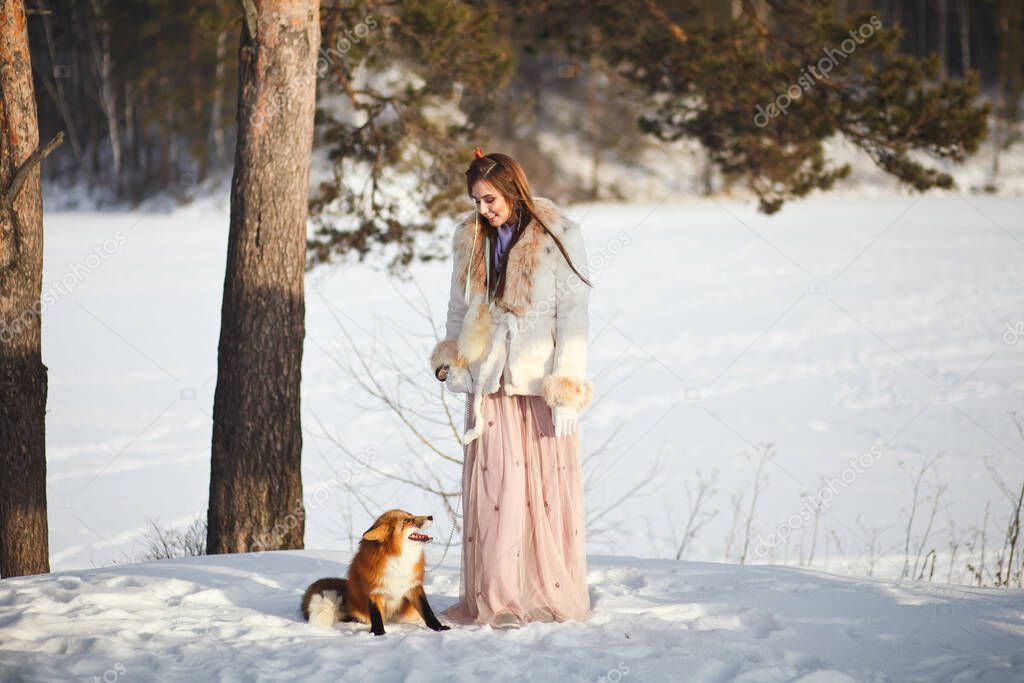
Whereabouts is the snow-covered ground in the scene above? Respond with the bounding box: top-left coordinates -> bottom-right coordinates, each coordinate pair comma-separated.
1,550 -> 1022,682
2,166 -> 1021,682
36,189 -> 1024,583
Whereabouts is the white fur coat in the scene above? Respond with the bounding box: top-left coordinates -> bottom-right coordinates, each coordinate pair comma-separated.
429,196 -> 593,444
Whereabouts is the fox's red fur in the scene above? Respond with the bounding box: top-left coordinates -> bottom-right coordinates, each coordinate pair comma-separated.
301,509 -> 449,636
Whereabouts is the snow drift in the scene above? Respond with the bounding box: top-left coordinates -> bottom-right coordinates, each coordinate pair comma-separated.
1,551 -> 1022,682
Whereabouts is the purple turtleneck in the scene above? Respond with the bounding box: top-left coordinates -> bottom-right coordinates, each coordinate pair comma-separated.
493,219 -> 519,273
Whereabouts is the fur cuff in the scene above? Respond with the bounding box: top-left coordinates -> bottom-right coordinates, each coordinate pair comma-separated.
430,339 -> 466,371
541,375 -> 593,411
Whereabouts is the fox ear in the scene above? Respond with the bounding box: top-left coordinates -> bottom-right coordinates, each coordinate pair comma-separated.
362,522 -> 389,543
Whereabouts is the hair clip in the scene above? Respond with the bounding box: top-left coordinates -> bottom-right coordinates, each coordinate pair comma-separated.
473,147 -> 485,159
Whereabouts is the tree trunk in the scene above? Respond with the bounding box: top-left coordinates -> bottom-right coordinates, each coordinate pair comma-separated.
938,0 -> 947,78
210,27 -> 228,164
123,80 -> 134,178
0,0 -> 51,578
35,0 -> 82,161
992,7 -> 1009,180
191,47 -> 207,180
916,0 -> 927,57
207,0 -> 319,555
586,41 -> 600,200
957,0 -> 970,74
167,108 -> 177,184
87,0 -> 121,192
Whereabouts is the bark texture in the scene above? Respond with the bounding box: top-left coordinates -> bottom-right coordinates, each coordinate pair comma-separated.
0,0 -> 51,578
207,0 -> 319,554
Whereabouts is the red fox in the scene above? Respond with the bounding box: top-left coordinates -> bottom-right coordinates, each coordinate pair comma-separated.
301,509 -> 450,636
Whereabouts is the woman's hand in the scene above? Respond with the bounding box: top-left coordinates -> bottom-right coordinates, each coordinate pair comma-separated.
552,405 -> 578,437
440,365 -> 473,394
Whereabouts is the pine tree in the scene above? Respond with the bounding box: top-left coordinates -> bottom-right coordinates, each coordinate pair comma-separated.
532,0 -> 992,213
206,0 -> 319,555
306,0 -> 513,273
1,0 -> 61,578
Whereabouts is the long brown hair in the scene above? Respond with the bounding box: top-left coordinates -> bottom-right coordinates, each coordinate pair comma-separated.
464,152 -> 593,289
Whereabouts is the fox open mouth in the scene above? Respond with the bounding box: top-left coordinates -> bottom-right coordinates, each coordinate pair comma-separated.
408,531 -> 432,542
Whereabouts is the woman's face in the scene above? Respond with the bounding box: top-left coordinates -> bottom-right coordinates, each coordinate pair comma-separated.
470,180 -> 512,227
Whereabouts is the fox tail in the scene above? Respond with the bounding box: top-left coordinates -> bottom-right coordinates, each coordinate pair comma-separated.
302,577 -> 347,628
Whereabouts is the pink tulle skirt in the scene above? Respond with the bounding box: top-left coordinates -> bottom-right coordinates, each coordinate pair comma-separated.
442,374 -> 591,626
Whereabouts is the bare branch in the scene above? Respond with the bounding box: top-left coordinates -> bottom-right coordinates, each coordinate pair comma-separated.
1,131 -> 64,210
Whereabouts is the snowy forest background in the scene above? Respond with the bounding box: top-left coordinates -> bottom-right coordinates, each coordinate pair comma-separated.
5,0 -> 1024,589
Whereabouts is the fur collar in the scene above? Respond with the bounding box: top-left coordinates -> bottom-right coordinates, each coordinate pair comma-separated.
453,196 -> 564,317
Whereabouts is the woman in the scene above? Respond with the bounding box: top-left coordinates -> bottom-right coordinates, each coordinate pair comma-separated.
429,148 -> 594,628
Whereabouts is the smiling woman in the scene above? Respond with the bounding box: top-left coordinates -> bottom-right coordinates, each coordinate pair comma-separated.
470,175 -> 525,305
430,148 -> 595,628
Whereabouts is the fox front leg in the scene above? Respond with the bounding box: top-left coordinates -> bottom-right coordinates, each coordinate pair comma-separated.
368,596 -> 386,636
412,587 -> 450,632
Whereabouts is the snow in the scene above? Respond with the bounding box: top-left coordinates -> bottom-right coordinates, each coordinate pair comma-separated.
10,178 -> 1024,680
1,551 -> 1022,682
35,190 -> 1024,581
